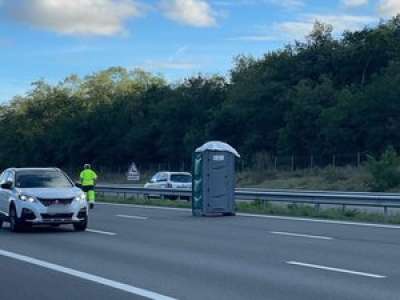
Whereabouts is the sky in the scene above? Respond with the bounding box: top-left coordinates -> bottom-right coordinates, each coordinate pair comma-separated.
0,0 -> 398,102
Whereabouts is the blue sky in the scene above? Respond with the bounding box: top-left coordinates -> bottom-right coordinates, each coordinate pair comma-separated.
0,0 -> 398,102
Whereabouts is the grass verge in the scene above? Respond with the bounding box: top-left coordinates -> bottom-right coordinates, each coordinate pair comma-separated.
97,194 -> 191,209
97,194 -> 400,225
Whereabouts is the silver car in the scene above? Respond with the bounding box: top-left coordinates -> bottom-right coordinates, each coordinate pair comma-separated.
145,172 -> 192,190
144,172 -> 192,200
0,168 -> 88,232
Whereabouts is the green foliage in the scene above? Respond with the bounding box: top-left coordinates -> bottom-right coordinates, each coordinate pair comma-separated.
1,18 -> 400,171
366,147 -> 400,191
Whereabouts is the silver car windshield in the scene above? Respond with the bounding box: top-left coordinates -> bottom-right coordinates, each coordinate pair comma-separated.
15,171 -> 73,188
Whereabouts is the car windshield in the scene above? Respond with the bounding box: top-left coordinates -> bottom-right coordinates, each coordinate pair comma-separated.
170,174 -> 192,183
15,170 -> 73,188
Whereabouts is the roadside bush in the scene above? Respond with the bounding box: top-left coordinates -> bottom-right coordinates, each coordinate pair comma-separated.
366,147 -> 400,191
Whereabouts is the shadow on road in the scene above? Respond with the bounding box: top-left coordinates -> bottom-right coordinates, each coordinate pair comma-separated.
0,224 -> 80,234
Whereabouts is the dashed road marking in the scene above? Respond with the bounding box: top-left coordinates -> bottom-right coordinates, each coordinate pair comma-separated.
0,249 -> 177,300
86,229 -> 117,236
271,231 -> 333,240
117,214 -> 148,220
287,261 -> 386,279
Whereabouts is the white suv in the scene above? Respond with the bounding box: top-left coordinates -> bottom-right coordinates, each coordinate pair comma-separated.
0,168 -> 88,232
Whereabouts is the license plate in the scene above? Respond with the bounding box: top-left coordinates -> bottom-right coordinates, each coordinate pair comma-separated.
48,207 -> 69,213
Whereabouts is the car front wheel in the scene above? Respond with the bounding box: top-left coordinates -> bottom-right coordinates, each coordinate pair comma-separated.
9,206 -> 24,232
73,215 -> 88,232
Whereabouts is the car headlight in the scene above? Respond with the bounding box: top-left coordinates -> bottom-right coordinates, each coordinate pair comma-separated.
19,194 -> 36,203
75,193 -> 87,204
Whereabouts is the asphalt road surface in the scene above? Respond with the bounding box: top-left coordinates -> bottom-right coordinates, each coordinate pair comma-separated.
1,203 -> 400,300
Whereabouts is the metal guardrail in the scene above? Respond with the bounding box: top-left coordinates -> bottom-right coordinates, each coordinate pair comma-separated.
96,185 -> 400,219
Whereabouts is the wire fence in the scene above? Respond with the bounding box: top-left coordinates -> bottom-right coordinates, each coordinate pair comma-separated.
64,152 -> 369,184
237,152 -> 367,172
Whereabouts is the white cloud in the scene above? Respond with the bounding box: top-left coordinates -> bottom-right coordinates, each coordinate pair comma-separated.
273,14 -> 377,40
227,14 -> 376,43
379,0 -> 400,17
8,0 -> 143,36
144,61 -> 199,70
212,0 -> 304,9
227,35 -> 275,41
142,46 -> 200,70
342,0 -> 368,7
268,0 -> 304,9
160,0 -> 217,27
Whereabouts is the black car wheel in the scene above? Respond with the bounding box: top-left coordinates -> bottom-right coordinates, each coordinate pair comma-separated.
9,206 -> 24,232
73,214 -> 88,232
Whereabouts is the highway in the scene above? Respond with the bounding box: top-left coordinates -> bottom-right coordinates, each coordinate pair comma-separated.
1,203 -> 400,300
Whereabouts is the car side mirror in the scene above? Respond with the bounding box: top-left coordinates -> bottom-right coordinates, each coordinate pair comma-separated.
1,181 -> 13,190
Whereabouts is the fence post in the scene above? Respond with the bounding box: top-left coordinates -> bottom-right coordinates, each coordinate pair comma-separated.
291,155 -> 295,172
274,157 -> 278,171
332,155 -> 336,168
310,155 -> 314,169
357,152 -> 361,168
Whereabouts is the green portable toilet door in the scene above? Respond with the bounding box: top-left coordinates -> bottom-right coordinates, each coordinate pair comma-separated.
206,152 -> 231,212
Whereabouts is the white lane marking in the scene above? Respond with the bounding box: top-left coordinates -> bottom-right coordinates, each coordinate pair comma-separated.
97,202 -> 189,212
0,249 -> 177,300
117,214 -> 148,220
287,261 -> 386,279
271,231 -> 333,240
98,202 -> 400,230
86,229 -> 117,236
239,213 -> 400,230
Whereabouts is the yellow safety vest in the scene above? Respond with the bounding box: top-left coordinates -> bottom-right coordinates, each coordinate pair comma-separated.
80,169 -> 98,186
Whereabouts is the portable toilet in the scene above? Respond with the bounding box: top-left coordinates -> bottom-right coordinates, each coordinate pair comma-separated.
192,141 -> 240,217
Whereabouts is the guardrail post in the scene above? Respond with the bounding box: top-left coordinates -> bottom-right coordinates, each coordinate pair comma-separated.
384,206 -> 389,222
342,204 -> 346,214
315,203 -> 320,213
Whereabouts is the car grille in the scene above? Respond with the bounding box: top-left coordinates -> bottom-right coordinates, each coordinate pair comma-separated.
41,213 -> 73,220
38,198 -> 74,207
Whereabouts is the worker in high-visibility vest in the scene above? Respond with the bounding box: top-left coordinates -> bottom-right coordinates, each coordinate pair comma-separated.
80,164 -> 98,209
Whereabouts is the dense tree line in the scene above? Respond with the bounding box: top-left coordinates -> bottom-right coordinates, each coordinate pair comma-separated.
0,17 -> 399,170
